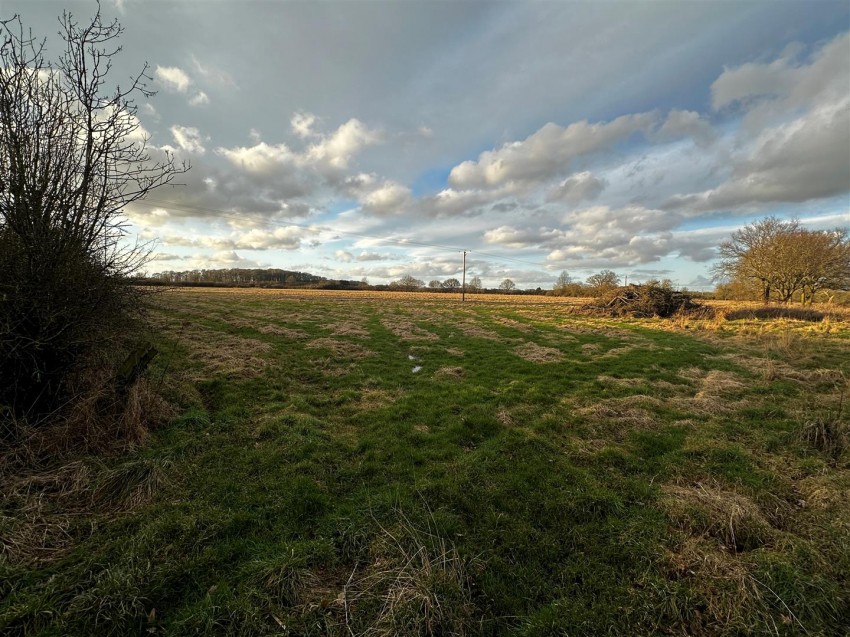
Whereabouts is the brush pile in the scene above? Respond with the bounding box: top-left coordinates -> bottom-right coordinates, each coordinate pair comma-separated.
589,282 -> 705,318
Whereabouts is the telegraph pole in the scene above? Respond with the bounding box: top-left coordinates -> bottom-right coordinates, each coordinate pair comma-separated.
461,251 -> 467,302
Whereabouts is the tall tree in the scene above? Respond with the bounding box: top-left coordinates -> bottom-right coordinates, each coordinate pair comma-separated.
713,218 -> 799,303
713,218 -> 850,304
554,270 -> 571,294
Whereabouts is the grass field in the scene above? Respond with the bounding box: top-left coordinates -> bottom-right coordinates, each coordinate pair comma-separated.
2,288 -> 849,636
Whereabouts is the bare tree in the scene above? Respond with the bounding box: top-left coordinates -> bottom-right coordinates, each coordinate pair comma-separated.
713,218 -> 800,303
499,278 -> 516,291
468,275 -> 482,292
0,6 -> 187,427
553,270 -> 571,295
586,270 -> 620,296
796,228 -> 850,304
713,217 -> 850,304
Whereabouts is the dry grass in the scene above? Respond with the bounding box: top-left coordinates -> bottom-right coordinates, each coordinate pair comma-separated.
380,316 -> 440,342
331,321 -> 370,338
176,326 -> 272,380
306,337 -> 376,360
434,366 -> 465,379
341,509 -> 480,637
662,482 -> 774,553
513,341 -> 565,363
0,456 -> 168,566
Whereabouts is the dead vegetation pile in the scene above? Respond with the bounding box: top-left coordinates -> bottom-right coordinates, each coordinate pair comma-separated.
587,283 -> 709,318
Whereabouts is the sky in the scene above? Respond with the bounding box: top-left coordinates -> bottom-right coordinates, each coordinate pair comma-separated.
6,0 -> 850,289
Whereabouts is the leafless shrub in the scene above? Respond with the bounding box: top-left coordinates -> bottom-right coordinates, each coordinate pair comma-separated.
0,5 -> 186,439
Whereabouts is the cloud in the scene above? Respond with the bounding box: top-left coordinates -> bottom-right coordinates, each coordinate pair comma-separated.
128,207 -> 171,227
190,55 -> 237,89
189,91 -> 210,106
666,98 -> 850,212
157,225 -> 316,251
355,251 -> 394,261
656,110 -> 715,146
711,32 -> 849,114
169,125 -> 207,154
306,118 -> 383,170
291,112 -> 317,138
483,225 -> 564,249
361,181 -> 412,215
546,171 -> 606,204
448,112 -> 658,190
154,65 -> 192,93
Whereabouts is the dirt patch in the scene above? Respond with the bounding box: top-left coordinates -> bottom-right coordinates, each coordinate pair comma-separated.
435,366 -> 465,378
446,347 -> 465,357
513,341 -> 565,363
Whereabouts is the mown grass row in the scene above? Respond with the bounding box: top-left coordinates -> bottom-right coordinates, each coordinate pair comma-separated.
2,290 -> 848,636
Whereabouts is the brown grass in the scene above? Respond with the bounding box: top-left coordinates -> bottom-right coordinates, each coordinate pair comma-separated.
1,456 -> 168,566
307,337 -> 376,360
662,482 -> 774,552
379,316 -> 440,342
513,341 -> 565,363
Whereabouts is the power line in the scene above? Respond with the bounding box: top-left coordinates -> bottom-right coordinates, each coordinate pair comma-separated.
134,197 -> 554,271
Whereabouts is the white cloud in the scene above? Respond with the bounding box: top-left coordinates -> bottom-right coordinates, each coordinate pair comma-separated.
448,112 -> 658,189
170,125 -> 207,154
361,181 -> 412,215
291,112 -> 317,138
154,65 -> 192,93
307,118 -> 383,170
189,91 -> 210,106
216,141 -> 297,173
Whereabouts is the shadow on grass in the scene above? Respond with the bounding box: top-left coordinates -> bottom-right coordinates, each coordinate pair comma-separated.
724,306 -> 825,322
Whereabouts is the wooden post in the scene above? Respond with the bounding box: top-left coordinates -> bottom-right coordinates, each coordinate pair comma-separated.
461,251 -> 466,302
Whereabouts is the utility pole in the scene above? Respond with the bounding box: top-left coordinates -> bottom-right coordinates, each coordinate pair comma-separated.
461,251 -> 467,302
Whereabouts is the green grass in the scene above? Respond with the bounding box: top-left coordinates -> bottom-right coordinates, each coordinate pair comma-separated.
2,290 -> 849,636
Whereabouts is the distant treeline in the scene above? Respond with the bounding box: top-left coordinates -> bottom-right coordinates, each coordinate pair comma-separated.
135,268 -> 551,294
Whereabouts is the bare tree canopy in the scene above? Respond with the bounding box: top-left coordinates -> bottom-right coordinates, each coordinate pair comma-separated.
0,6 -> 187,428
713,217 -> 850,304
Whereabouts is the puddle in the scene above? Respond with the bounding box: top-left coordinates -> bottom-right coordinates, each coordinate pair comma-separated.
412,365 -> 423,373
